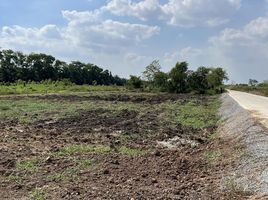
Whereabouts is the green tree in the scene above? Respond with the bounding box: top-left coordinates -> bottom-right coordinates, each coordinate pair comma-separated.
153,71 -> 169,91
142,60 -> 161,82
127,75 -> 143,89
248,79 -> 258,86
0,50 -> 19,82
168,62 -> 188,93
188,67 -> 210,94
207,67 -> 228,92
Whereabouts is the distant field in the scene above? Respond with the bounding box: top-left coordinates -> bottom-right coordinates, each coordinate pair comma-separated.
0,82 -> 124,95
229,84 -> 268,97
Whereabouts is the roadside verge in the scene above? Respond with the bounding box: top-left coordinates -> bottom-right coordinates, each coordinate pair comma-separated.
219,93 -> 268,198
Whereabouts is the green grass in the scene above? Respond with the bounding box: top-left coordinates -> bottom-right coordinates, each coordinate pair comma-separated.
57,144 -> 147,157
7,173 -> 26,184
158,96 -> 220,129
28,188 -> 46,200
0,82 -> 124,95
57,144 -> 112,156
16,158 -> 39,173
0,94 -> 151,124
0,98 -> 98,123
47,167 -> 80,182
74,159 -> 93,169
229,84 -> 268,97
119,146 -> 147,156
204,150 -> 223,162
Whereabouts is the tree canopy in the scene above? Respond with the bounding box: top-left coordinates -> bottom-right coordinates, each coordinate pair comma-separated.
129,61 -> 228,94
0,49 -> 126,86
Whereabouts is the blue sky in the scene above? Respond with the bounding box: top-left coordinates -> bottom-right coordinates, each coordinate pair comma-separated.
1,0 -> 268,83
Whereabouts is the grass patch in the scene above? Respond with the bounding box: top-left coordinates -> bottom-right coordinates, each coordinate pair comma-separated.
0,96 -> 149,124
177,99 -> 220,129
0,82 -> 124,95
57,144 -> 111,156
0,98 -> 96,123
204,150 -> 223,162
159,96 -> 220,129
29,188 -> 46,200
119,146 -> 147,156
47,167 -> 79,182
7,173 -> 25,184
74,159 -> 93,169
229,84 -> 268,97
225,178 -> 253,198
57,144 -> 147,157
16,158 -> 39,173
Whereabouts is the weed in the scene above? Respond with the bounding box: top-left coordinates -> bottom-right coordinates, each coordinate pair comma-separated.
57,144 -> 111,156
7,173 -> 25,184
119,146 -> 147,156
204,150 -> 223,162
29,188 -> 46,200
74,159 -> 93,169
175,98 -> 220,129
224,178 -> 252,198
16,158 -> 39,172
47,167 -> 79,182
0,83 -> 124,95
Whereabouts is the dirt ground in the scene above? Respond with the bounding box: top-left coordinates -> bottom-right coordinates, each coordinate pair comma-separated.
0,93 -> 248,199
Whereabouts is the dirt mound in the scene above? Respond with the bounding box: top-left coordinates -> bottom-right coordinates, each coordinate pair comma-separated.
1,93 -> 209,104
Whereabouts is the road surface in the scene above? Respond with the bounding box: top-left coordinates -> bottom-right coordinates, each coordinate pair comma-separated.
228,90 -> 268,128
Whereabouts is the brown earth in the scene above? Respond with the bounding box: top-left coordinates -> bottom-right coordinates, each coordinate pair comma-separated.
0,93 -> 248,199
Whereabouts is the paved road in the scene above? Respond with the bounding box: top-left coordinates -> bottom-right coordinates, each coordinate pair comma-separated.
228,90 -> 268,128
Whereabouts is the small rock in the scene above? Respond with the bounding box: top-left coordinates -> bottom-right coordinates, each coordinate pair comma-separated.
111,160 -> 119,165
141,173 -> 148,178
151,178 -> 158,184
108,177 -> 114,183
154,150 -> 161,156
45,156 -> 52,163
103,169 -> 110,174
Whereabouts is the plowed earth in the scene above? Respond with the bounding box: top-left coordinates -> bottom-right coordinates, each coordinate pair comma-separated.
0,93 -> 244,199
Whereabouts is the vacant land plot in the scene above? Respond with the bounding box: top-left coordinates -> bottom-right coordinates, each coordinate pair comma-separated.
0,91 -> 248,199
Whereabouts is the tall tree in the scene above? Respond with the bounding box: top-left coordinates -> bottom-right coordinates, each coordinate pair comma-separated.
142,60 -> 161,82
169,62 -> 188,93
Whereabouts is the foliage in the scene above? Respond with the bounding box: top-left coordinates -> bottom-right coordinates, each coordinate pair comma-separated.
153,71 -> 169,91
229,81 -> 268,97
168,62 -> 188,93
142,60 -> 161,82
0,81 -> 124,95
207,67 -> 229,89
248,79 -> 258,86
188,67 -> 210,94
136,60 -> 228,94
127,75 -> 143,89
0,49 -> 126,86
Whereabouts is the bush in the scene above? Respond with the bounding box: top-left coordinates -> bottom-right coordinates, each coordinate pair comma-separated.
127,76 -> 143,89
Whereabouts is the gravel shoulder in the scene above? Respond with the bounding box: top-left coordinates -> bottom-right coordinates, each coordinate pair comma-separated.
220,93 -> 268,198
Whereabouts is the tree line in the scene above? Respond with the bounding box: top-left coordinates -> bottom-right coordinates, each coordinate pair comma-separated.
127,60 -> 228,94
0,49 -> 126,85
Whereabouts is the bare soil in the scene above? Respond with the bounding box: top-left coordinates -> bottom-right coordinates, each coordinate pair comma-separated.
0,93 -> 246,199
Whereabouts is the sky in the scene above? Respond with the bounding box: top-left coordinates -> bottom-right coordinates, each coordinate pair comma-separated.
0,0 -> 268,83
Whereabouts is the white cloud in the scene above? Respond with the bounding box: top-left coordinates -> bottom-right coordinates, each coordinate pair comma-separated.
164,16 -> 268,83
105,0 -> 161,21
63,12 -> 160,52
0,9 -> 160,56
104,0 -> 241,27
